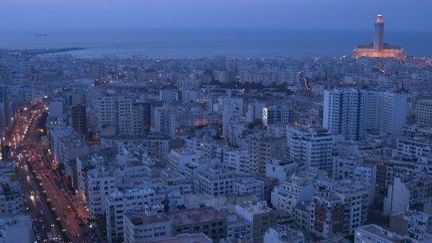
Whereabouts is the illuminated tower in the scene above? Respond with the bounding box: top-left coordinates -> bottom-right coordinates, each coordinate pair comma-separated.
373,13 -> 384,51
353,12 -> 405,60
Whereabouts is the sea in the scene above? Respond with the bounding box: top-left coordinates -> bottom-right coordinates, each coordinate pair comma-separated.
0,29 -> 431,59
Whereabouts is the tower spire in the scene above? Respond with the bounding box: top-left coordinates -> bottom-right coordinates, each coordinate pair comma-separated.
374,12 -> 384,51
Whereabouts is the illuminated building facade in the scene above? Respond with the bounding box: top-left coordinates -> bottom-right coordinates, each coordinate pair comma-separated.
353,13 -> 406,60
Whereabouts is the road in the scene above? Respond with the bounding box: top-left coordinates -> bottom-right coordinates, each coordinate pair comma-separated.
4,100 -> 103,242
3,103 -> 64,242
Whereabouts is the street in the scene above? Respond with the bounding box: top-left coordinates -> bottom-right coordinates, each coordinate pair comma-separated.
3,100 -> 102,243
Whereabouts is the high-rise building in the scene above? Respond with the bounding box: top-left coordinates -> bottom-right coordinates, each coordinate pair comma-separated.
377,91 -> 409,136
221,97 -> 243,134
133,101 -> 151,135
71,105 -> 87,136
323,88 -> 366,140
154,105 -> 177,138
95,94 -> 151,137
364,90 -> 379,131
117,97 -> 134,136
288,126 -> 333,173
96,95 -> 117,136
323,89 -> 409,138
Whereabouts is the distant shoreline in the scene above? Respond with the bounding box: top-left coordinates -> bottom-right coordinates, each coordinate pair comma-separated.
0,47 -> 85,56
23,47 -> 85,55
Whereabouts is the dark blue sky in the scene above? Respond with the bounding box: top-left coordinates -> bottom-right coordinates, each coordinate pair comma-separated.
0,0 -> 430,32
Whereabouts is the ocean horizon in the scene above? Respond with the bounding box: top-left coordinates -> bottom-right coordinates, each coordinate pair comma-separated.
0,29 -> 431,59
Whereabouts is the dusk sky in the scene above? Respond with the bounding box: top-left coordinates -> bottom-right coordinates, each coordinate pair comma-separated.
0,0 -> 430,32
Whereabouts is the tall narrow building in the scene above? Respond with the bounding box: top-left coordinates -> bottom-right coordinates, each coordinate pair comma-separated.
373,14 -> 385,51
288,125 -> 333,174
154,105 -> 177,138
377,91 -> 409,136
323,88 -> 366,141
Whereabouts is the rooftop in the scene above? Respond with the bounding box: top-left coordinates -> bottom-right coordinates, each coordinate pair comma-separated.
170,207 -> 225,226
126,212 -> 170,226
356,224 -> 404,242
149,233 -> 212,243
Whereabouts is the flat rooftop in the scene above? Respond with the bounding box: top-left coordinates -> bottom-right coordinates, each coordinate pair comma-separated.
149,233 -> 212,243
170,207 -> 224,226
126,213 -> 169,226
357,224 -> 404,242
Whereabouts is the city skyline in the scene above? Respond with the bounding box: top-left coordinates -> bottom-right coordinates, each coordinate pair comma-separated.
0,2 -> 432,243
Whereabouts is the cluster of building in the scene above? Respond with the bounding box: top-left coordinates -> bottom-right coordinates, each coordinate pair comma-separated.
1,33 -> 432,242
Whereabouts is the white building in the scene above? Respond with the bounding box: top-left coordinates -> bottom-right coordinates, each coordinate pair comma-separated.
271,176 -> 314,214
265,159 -> 298,182
220,97 -> 243,144
106,187 -> 163,243
194,167 -> 237,197
263,226 -> 305,243
235,201 -> 277,243
396,137 -> 431,161
233,178 -> 265,200
384,175 -> 432,216
86,167 -> 116,217
353,164 -> 377,206
288,126 -> 333,173
223,149 -> 252,174
95,94 -> 150,137
95,95 -> 117,136
323,89 -> 409,138
323,88 -> 366,140
332,152 -> 377,205
354,224 -> 405,243
123,213 -> 172,243
49,126 -> 89,185
377,91 -> 409,136
310,180 -> 369,238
